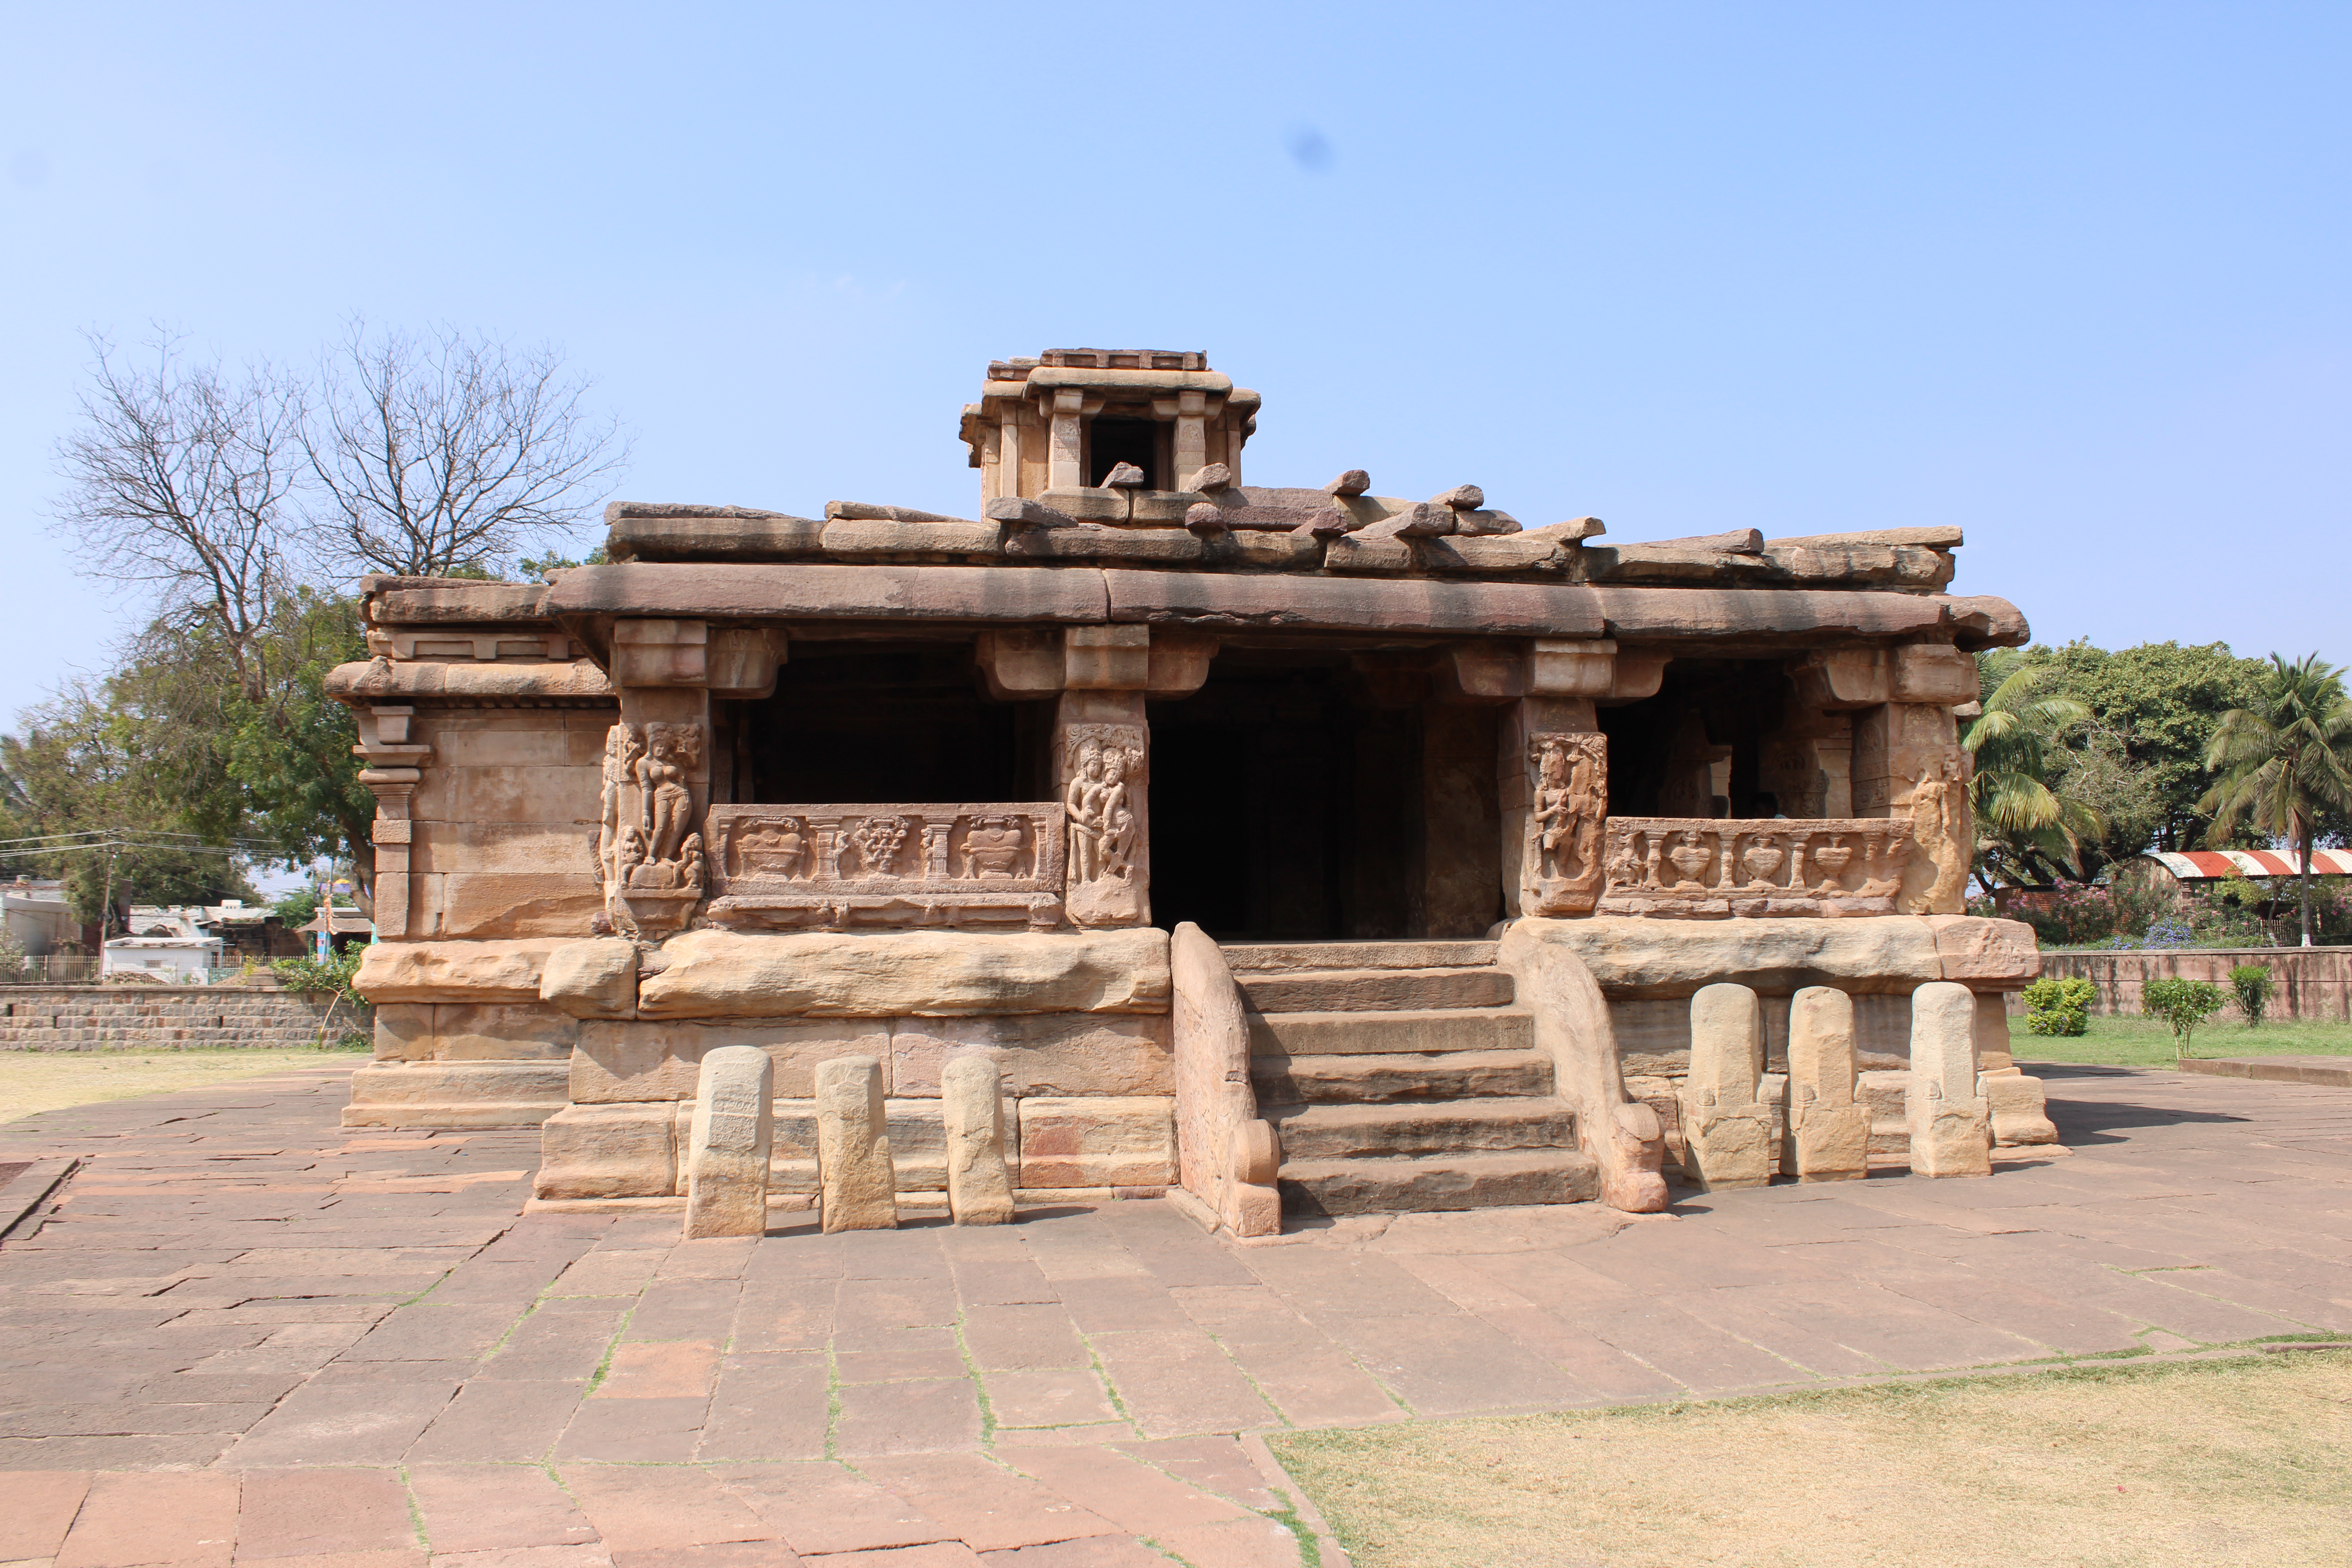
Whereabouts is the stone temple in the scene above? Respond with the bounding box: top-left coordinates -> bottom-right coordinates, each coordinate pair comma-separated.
328,348 -> 2053,1234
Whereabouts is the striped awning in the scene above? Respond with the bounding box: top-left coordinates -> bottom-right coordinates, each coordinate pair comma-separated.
2143,849 -> 2352,879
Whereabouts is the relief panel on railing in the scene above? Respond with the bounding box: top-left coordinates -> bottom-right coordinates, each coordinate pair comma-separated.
1597,817 -> 1915,918
702,804 -> 1066,930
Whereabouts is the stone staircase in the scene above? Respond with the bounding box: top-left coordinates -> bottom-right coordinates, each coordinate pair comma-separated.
1226,940 -> 1600,1216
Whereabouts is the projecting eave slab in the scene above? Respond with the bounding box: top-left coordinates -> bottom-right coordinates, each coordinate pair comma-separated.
535,562 -> 2027,650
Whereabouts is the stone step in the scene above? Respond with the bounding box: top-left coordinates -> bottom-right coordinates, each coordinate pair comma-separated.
1266,1097 -> 1577,1160
1248,1007 -> 1534,1058
1279,1148 -> 1601,1216
1236,966 -> 1516,1014
1251,1049 -> 1555,1105
1220,940 -> 1499,973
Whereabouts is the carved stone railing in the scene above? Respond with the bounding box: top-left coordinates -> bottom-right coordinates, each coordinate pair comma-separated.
1597,817 -> 1916,918
703,804 -> 1066,931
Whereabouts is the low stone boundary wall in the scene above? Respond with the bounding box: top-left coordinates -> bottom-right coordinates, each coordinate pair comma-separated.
2031,947 -> 2352,1022
0,986 -> 373,1051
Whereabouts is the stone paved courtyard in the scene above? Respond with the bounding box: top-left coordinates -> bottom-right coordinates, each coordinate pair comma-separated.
2,1062 -> 2349,1567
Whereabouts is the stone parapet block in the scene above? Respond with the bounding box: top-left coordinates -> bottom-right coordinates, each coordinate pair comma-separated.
1510,915 -> 1947,1000
635,928 -> 1171,1020
1924,915 -> 2041,986
539,938 -> 641,1018
355,940 -> 571,1004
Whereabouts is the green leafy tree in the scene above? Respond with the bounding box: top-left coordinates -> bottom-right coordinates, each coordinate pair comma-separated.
2141,976 -> 2229,1056
2198,654 -> 2352,949
2017,641 -> 2269,860
0,682 -> 259,931
1963,651 -> 2100,891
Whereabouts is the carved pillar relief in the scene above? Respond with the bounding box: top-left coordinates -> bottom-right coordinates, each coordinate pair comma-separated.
1499,695 -> 1600,919
1058,695 -> 1149,927
601,619 -> 715,936
1520,731 -> 1610,916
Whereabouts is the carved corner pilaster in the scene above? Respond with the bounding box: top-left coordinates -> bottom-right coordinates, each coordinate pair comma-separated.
353,704 -> 428,940
1521,732 -> 1608,916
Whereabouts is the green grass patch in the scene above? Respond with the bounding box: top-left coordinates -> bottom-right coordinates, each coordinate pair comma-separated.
2013,1011 -> 2352,1067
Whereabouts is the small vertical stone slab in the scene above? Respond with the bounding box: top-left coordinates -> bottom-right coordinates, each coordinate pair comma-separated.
816,1054 -> 898,1232
1909,980 -> 1993,1178
941,1055 -> 1016,1225
1786,986 -> 1869,1182
683,1045 -> 774,1238
1678,983 -> 1774,1191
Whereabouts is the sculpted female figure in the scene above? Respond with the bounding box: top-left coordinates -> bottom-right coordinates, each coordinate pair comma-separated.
1530,738 -> 1577,882
1065,739 -> 1107,883
637,726 -> 698,865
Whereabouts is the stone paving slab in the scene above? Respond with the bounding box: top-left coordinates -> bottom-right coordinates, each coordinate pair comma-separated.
4,1060 -> 2351,1564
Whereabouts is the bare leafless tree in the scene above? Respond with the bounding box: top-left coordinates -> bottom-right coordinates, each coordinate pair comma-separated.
304,320 -> 628,576
50,332 -> 303,702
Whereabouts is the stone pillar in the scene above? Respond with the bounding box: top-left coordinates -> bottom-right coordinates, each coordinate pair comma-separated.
1908,982 -> 1993,1178
1057,685 -> 1150,928
683,1045 -> 773,1239
941,1056 -> 1016,1225
1047,389 -> 1085,491
1786,987 -> 1869,1181
1679,983 -> 1775,1191
1499,694 -> 1601,919
979,422 -> 1003,504
1174,391 -> 1207,485
815,1055 -> 898,1231
999,413 -> 1024,501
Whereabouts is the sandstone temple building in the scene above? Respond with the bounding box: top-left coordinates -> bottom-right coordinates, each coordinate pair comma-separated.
332,348 -> 2051,1234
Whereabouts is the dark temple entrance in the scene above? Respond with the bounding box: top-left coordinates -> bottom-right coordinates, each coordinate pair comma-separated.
727,641 -> 1051,805
1149,650 -> 1501,942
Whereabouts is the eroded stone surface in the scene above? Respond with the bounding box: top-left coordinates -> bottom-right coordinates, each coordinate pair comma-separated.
1678,984 -> 1773,1192
1908,981 -> 1992,1178
1786,986 -> 1868,1181
682,1045 -> 773,1238
816,1055 -> 898,1232
941,1055 -> 1016,1225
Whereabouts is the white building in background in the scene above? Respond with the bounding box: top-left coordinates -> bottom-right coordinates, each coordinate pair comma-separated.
101,933 -> 224,983
3,878 -> 77,956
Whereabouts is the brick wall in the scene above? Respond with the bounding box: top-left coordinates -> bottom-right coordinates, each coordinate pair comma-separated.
2032,947 -> 2352,1022
0,986 -> 375,1051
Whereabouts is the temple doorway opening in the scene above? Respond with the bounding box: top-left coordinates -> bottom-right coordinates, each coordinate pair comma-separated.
1149,650 -> 1501,942
728,641 -> 1051,806
1598,657 -> 1808,820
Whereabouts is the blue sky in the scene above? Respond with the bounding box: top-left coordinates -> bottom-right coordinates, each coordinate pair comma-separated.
2,2 -> 2346,726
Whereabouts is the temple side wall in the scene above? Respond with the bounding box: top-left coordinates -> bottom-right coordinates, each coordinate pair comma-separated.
403,709 -> 610,940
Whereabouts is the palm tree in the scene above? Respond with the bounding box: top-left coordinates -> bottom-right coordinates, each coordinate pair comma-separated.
2199,653 -> 2352,947
1962,652 -> 2099,892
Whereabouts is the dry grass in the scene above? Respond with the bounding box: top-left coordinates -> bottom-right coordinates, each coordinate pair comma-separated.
0,1047 -> 362,1123
1272,1352 -> 2352,1568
